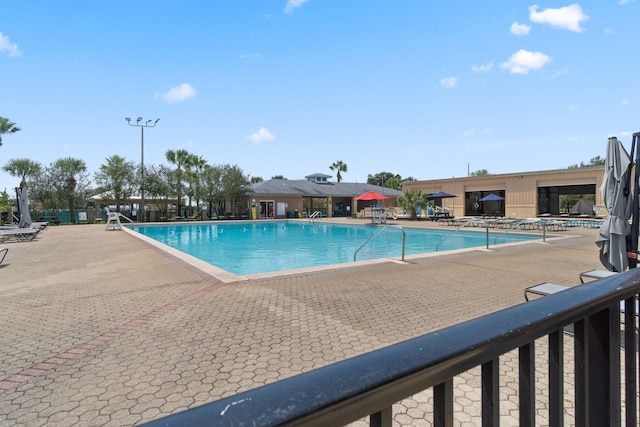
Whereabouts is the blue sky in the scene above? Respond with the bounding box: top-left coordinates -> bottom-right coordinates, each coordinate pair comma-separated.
1,1 -> 638,192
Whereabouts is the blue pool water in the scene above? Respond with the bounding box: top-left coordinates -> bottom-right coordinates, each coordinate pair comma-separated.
128,221 -> 542,276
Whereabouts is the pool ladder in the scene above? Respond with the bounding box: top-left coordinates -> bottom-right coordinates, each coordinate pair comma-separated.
309,211 -> 322,223
353,225 -> 406,262
435,220 -> 490,251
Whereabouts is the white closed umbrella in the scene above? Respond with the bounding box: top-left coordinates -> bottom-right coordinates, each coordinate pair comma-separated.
17,187 -> 32,228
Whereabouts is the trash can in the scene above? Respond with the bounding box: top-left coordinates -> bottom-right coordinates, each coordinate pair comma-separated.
294,209 -> 298,218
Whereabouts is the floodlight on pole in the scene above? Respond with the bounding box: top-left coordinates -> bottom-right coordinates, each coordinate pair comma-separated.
125,116 -> 159,222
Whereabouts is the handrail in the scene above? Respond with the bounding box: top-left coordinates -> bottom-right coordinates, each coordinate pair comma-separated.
435,219 -> 489,251
117,212 -> 135,223
491,219 -> 526,244
141,268 -> 640,427
308,211 -> 322,223
353,225 -> 405,262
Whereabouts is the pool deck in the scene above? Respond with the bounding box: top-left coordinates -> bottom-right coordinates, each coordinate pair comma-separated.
0,219 -> 603,425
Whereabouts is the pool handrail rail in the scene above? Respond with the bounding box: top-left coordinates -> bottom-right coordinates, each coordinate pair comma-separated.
353,225 -> 405,262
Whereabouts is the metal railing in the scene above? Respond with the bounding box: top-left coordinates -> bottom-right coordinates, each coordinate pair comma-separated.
308,211 -> 323,223
353,225 -> 406,262
142,269 -> 640,427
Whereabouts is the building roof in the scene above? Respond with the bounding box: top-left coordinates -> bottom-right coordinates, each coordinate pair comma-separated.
248,179 -> 402,198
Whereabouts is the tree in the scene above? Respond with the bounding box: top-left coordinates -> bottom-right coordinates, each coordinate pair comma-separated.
367,172 -> 415,190
470,169 -> 490,177
568,156 -> 606,169
397,189 -> 427,220
145,164 -> 175,219
184,155 -> 207,215
0,191 -> 9,225
329,161 -> 348,182
2,158 -> 42,186
49,157 -> 89,223
367,172 -> 400,187
94,155 -> 135,213
271,175 -> 286,180
221,164 -> 250,216
165,149 -> 195,217
0,116 -> 21,147
202,164 -> 224,218
250,176 -> 263,184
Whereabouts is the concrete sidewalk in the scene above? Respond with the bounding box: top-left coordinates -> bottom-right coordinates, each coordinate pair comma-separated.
0,221 -> 602,425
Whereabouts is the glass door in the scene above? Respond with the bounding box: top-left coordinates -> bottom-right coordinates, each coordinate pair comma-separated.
259,200 -> 275,218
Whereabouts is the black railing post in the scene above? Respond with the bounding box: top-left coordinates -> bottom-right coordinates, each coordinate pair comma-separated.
548,330 -> 564,427
625,296 -> 637,425
481,359 -> 499,427
578,307 -> 621,426
575,318 -> 587,426
434,379 -> 453,427
370,406 -> 392,427
519,343 -> 535,426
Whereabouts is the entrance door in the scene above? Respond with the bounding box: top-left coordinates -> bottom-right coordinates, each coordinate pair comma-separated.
259,200 -> 275,218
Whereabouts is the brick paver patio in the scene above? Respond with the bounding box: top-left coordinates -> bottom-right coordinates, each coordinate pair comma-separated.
0,220 -> 603,425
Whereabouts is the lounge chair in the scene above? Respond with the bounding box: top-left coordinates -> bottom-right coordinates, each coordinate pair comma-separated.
0,222 -> 47,231
518,218 -> 542,230
0,247 -> 7,264
579,269 -> 617,283
0,228 -> 39,242
525,269 -> 619,300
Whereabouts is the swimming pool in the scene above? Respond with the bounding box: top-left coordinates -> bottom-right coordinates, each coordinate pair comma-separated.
128,221 -> 543,276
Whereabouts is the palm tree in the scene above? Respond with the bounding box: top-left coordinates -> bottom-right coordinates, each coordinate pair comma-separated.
187,155 -> 207,214
329,160 -> 348,182
397,189 -> 427,220
0,117 -> 21,147
49,157 -> 88,223
165,149 -> 194,217
2,158 -> 41,187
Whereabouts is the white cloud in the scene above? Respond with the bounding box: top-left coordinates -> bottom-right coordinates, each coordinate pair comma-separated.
440,76 -> 457,89
0,32 -> 21,57
159,83 -> 196,103
248,127 -> 275,144
621,99 -> 629,105
510,22 -> 531,35
551,66 -> 569,78
471,62 -> 493,72
529,4 -> 589,32
284,0 -> 310,14
500,49 -> 551,74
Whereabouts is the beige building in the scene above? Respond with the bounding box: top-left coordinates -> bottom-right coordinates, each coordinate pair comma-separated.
402,167 -> 606,218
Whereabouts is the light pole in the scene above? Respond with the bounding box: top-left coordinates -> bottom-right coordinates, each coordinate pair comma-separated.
125,117 -> 159,222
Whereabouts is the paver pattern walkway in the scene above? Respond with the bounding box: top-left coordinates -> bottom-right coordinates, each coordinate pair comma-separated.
0,220 -> 602,425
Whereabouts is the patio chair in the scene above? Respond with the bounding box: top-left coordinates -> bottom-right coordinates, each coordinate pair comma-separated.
0,228 -> 39,242
105,211 -> 123,230
0,247 -> 7,264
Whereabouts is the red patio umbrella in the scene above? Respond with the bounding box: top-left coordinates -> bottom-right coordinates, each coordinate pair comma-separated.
355,191 -> 389,201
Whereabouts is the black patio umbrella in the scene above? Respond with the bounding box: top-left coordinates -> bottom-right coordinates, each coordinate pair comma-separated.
427,191 -> 456,200
479,193 -> 504,202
